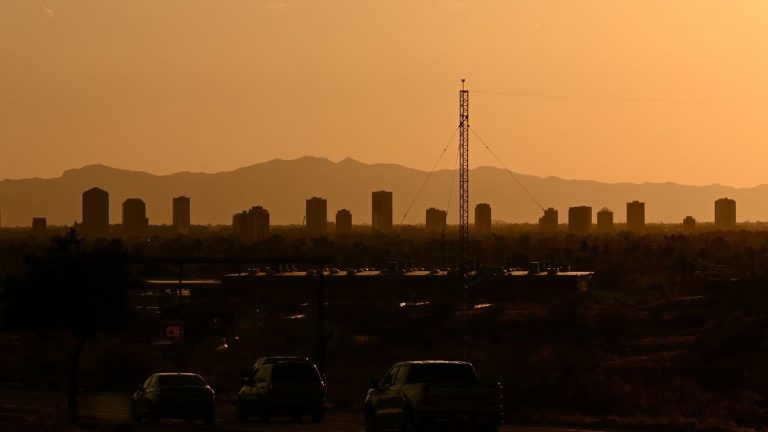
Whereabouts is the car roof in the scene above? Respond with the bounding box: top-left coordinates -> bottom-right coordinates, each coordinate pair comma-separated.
394,360 -> 473,367
152,372 -> 203,377
254,356 -> 311,367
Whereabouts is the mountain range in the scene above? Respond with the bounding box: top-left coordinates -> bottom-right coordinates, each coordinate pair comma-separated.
0,157 -> 762,227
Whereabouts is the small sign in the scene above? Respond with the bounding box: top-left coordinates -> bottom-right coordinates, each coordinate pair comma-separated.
166,324 -> 184,340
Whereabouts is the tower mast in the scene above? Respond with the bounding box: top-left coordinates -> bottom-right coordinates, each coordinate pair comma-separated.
458,79 -> 469,272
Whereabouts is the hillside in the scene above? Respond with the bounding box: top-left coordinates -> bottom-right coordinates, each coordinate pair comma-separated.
0,157 -> 762,226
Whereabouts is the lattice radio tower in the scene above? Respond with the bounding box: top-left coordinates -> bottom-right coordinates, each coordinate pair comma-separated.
458,79 -> 469,272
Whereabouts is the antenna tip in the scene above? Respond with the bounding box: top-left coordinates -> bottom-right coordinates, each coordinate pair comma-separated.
461,78 -> 465,83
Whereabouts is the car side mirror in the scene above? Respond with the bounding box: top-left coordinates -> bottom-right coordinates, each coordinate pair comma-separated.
242,377 -> 253,387
367,380 -> 380,391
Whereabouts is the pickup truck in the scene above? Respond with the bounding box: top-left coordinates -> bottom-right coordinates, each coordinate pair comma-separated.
363,360 -> 502,432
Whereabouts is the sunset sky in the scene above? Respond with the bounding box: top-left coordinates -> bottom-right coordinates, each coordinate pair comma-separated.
3,1 -> 768,187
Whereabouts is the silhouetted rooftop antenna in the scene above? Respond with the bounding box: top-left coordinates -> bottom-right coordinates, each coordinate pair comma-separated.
459,79 -> 469,272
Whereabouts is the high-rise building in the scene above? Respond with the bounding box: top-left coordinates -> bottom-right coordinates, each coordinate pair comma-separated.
172,196 -> 191,231
425,208 -> 447,234
568,206 -> 592,235
232,206 -> 270,239
683,216 -> 696,234
122,198 -> 148,236
596,208 -> 614,233
714,198 -> 736,229
626,201 -> 645,232
82,187 -> 109,237
306,197 -> 328,235
32,217 -> 47,234
336,209 -> 352,235
371,191 -> 393,232
251,206 -> 270,239
539,208 -> 558,233
232,211 -> 249,238
474,203 -> 491,236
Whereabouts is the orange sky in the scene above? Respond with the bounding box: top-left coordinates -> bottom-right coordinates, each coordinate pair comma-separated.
3,1 -> 768,187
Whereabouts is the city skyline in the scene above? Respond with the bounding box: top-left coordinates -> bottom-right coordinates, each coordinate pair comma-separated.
2,157 -> 768,227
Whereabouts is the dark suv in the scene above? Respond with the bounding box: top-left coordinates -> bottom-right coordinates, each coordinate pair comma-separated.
237,360 -> 325,422
131,373 -> 215,425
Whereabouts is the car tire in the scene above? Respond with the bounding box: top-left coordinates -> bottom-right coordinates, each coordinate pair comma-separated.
402,408 -> 418,432
364,408 -> 376,432
236,400 -> 248,422
257,403 -> 270,422
149,405 -> 160,424
130,403 -> 141,423
311,406 -> 325,423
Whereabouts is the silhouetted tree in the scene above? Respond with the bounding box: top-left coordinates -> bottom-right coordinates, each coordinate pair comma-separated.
2,230 -> 138,422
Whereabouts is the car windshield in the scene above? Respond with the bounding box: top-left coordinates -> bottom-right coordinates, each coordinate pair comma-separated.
157,374 -> 207,387
406,364 -> 478,384
271,362 -> 321,383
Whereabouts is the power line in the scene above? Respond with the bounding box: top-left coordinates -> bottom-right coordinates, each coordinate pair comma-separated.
470,89 -> 768,103
399,126 -> 460,224
469,126 -> 545,212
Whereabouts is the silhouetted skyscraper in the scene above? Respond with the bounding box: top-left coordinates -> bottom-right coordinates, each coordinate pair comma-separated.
336,209 -> 352,235
173,196 -> 191,231
251,206 -> 270,239
474,203 -> 491,236
683,216 -> 696,234
425,208 -> 447,234
306,197 -> 327,235
32,217 -> 47,234
371,191 -> 393,232
232,211 -> 249,238
232,206 -> 270,239
122,198 -> 148,236
539,208 -> 558,233
715,198 -> 736,229
568,206 -> 592,235
82,187 -> 109,237
596,208 -> 614,233
626,201 -> 645,232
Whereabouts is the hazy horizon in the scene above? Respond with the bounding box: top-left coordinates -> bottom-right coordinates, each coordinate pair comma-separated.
0,155 -> 764,190
5,2 -> 768,187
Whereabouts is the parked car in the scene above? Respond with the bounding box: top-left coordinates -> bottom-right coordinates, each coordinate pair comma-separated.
252,356 -> 310,369
364,360 -> 502,432
237,359 -> 326,422
131,372 -> 215,425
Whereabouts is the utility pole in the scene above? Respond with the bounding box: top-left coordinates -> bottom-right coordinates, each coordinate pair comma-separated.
458,79 -> 469,272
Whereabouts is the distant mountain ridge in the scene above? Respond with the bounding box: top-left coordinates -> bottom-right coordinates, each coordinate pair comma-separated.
0,157 -> 762,227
